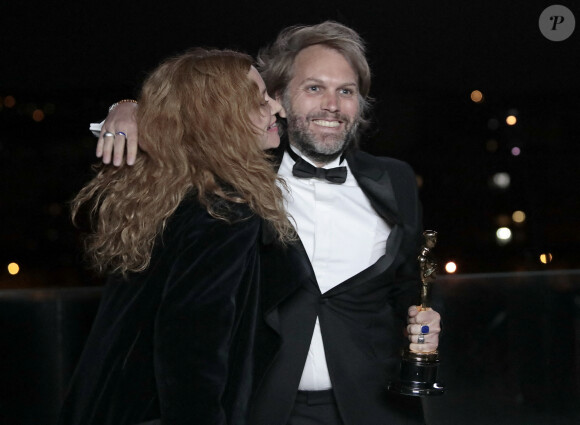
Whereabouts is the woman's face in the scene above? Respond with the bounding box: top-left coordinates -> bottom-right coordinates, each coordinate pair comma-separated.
248,66 -> 285,150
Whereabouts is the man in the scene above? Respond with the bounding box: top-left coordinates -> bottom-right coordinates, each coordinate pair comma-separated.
93,22 -> 441,425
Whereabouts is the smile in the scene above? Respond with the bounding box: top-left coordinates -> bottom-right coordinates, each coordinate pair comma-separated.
267,122 -> 278,132
312,119 -> 340,128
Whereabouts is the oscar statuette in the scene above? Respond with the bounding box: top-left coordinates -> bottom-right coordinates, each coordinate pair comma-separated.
387,230 -> 445,396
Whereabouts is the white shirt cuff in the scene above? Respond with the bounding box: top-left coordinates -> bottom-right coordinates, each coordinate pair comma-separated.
89,120 -> 104,137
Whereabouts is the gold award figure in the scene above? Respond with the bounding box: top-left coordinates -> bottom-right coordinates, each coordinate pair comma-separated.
418,230 -> 437,311
387,230 -> 445,396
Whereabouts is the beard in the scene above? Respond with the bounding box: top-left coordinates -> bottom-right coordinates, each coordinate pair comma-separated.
282,95 -> 359,165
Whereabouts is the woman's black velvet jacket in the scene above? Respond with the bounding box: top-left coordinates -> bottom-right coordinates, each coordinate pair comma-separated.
58,196 -> 270,425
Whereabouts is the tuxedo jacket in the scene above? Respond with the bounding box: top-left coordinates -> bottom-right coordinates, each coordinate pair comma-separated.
250,147 -> 426,425
58,196 -> 274,425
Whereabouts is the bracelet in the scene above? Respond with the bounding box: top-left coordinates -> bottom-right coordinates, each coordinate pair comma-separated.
109,99 -> 138,112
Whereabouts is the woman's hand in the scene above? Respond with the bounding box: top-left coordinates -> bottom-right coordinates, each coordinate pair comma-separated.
96,102 -> 139,166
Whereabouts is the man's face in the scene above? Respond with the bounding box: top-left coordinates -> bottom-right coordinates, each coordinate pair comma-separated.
282,45 -> 361,165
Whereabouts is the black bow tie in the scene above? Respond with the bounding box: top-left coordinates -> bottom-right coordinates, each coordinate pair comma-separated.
286,145 -> 347,184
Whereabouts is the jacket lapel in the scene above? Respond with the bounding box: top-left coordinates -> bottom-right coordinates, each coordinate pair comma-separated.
261,147 -> 404,313
346,149 -> 401,227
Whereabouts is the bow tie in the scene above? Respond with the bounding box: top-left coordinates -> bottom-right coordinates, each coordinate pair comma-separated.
286,145 -> 347,184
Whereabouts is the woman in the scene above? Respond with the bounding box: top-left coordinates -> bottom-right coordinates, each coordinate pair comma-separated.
58,49 -> 293,425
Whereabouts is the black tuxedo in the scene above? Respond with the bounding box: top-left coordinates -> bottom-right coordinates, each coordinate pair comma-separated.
251,148 -> 426,425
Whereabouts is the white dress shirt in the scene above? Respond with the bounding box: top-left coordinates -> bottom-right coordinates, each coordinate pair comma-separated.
278,146 -> 391,390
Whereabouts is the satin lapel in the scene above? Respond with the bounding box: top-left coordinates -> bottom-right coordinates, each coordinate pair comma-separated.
324,225 -> 403,297
346,150 -> 401,227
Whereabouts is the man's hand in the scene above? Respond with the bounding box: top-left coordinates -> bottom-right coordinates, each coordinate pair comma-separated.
406,306 -> 441,353
96,102 -> 139,166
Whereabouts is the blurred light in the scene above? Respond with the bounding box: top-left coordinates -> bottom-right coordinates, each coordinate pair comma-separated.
511,147 -> 521,156
491,172 -> 511,189
4,95 -> 16,108
416,174 -> 424,188
486,139 -> 498,153
43,103 -> 56,115
445,262 -> 457,274
506,115 -> 517,125
487,118 -> 499,130
496,227 -> 512,245
470,90 -> 484,103
32,109 -> 45,122
540,253 -> 553,264
8,262 -> 20,275
496,214 -> 510,227
512,210 -> 526,223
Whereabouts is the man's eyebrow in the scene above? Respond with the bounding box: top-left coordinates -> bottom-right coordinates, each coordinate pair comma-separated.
299,77 -> 358,87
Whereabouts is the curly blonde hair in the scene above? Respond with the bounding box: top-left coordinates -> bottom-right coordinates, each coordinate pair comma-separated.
72,49 -> 293,275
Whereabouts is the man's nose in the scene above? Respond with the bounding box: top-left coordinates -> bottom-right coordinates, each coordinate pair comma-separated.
321,92 -> 339,112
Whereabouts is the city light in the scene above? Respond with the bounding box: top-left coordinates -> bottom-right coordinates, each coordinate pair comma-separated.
4,95 -> 16,108
32,109 -> 45,122
470,90 -> 484,103
506,115 -> 517,125
491,172 -> 511,189
445,262 -> 457,274
7,262 -> 20,275
540,253 -> 553,264
512,210 -> 526,223
486,139 -> 498,153
511,147 -> 521,156
496,227 -> 512,245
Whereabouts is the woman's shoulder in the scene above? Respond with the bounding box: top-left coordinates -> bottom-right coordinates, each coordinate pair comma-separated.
167,194 -> 260,239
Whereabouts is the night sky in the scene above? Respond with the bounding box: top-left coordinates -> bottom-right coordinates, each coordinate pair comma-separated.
1,0 -> 579,288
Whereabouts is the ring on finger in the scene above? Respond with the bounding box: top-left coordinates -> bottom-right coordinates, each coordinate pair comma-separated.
103,131 -> 115,138
417,334 -> 425,344
115,131 -> 127,138
421,325 -> 430,335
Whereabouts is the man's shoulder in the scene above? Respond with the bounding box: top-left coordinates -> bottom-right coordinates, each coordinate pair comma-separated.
350,149 -> 415,174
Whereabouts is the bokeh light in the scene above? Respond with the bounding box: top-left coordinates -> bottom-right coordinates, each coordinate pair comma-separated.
491,172 -> 511,189
32,109 -> 45,122
416,174 -> 424,188
496,227 -> 512,245
4,95 -> 16,108
470,90 -> 484,103
506,115 -> 517,125
486,139 -> 498,153
512,210 -> 526,223
8,262 -> 20,275
540,253 -> 553,264
445,262 -> 457,274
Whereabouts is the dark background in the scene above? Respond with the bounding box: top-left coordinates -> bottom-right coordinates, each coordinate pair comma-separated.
1,0 -> 579,288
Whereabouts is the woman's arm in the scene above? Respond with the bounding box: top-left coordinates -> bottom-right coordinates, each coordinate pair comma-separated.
153,209 -> 259,424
